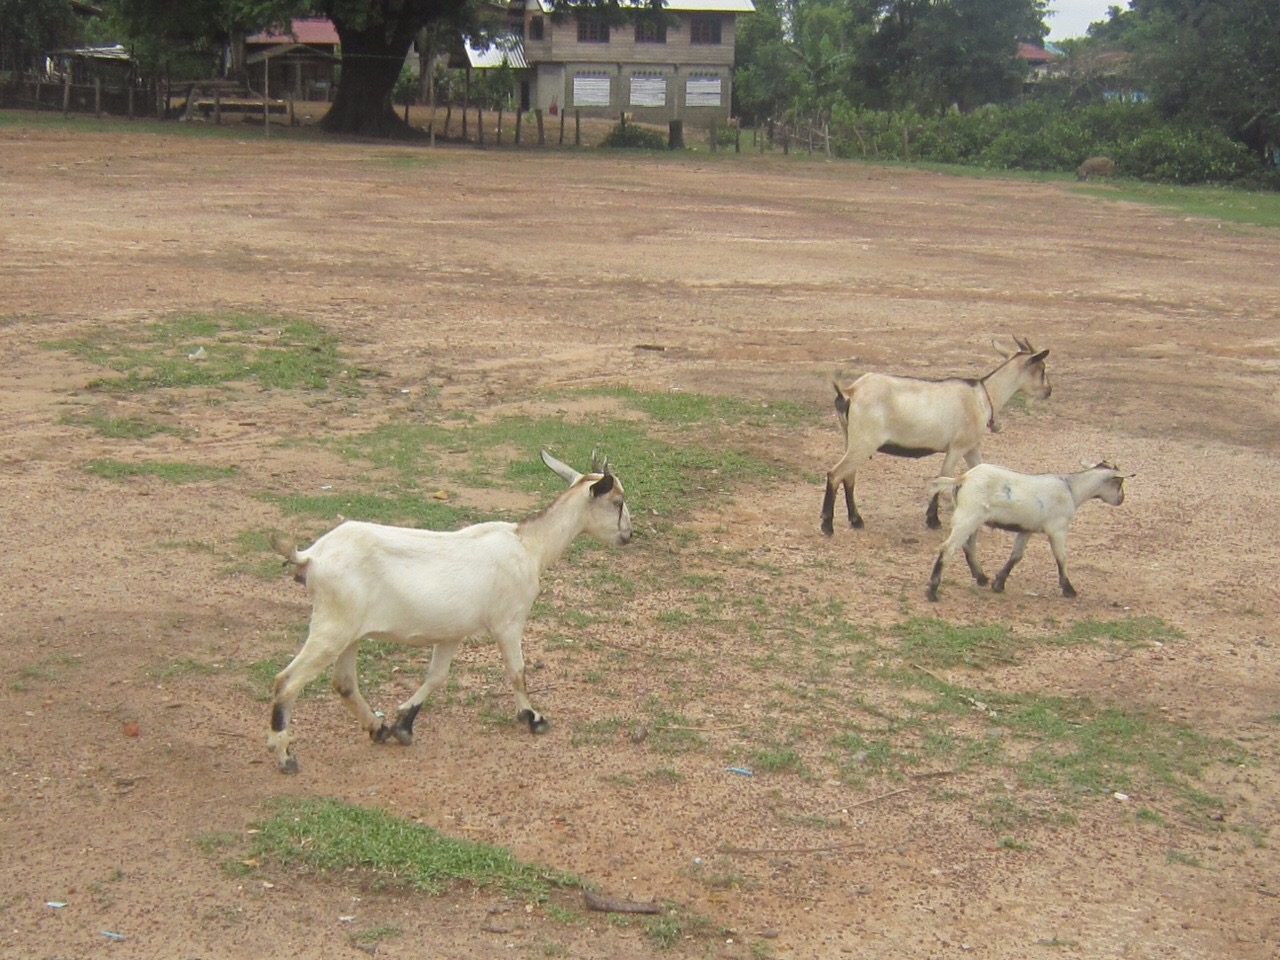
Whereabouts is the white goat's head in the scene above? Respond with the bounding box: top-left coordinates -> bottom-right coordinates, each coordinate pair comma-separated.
1083,460 -> 1134,506
994,335 -> 1052,400
541,449 -> 633,546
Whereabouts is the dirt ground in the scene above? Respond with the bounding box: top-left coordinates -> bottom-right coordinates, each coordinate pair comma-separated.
1,115 -> 1277,960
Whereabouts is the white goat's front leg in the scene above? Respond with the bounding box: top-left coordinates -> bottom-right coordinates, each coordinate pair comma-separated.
1046,527 -> 1077,598
268,628 -> 354,774
495,626 -> 550,733
376,639 -> 463,746
991,532 -> 1030,593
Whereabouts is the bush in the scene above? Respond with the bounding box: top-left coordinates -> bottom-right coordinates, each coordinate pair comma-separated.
599,121 -> 668,150
1116,126 -> 1260,184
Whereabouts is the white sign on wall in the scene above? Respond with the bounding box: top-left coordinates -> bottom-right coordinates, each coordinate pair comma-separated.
573,74 -> 611,106
685,77 -> 722,107
629,76 -> 667,107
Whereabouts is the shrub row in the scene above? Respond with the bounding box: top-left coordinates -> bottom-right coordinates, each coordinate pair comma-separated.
823,100 -> 1270,186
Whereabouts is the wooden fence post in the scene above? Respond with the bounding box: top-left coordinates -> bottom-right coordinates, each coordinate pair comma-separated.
62,73 -> 71,118
535,107 -> 544,145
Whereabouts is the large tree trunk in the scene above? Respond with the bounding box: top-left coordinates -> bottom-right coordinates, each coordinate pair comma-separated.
320,7 -> 430,138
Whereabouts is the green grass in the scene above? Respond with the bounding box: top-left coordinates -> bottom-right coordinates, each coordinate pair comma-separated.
43,312 -> 356,394
1096,181 -> 1280,229
84,458 -> 237,483
248,796 -> 579,898
61,412 -> 181,439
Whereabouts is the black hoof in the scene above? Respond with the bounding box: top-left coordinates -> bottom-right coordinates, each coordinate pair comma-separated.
992,580 -> 1006,593
850,517 -> 864,530
975,575 -> 989,587
926,516 -> 941,530
278,755 -> 299,775
926,587 -> 939,602
517,709 -> 550,734
1063,586 -> 1078,599
372,723 -> 394,743
820,519 -> 834,537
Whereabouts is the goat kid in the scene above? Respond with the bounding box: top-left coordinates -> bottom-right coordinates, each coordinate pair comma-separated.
821,338 -> 1051,535
926,461 -> 1131,601
266,450 -> 632,774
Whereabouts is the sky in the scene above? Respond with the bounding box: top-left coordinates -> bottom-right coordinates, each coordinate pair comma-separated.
1045,0 -> 1121,41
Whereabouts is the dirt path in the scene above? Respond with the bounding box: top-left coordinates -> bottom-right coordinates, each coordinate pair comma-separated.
1,120 -> 1277,959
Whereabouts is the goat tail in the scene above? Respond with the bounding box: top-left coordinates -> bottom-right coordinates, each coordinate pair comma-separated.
929,474 -> 962,503
831,380 -> 852,428
269,531 -> 308,584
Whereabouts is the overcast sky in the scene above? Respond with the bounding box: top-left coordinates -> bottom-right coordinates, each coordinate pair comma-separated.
1045,0 -> 1122,41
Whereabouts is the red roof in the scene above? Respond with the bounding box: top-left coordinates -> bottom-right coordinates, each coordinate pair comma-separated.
1016,42 -> 1058,63
247,18 -> 339,46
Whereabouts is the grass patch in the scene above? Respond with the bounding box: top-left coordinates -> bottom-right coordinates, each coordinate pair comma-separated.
249,796 -> 579,898
892,617 -> 1020,669
85,458 -> 236,483
44,312 -> 358,394
61,412 -> 181,439
1097,181 -> 1280,229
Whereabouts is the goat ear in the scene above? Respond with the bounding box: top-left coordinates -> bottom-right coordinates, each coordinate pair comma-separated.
1030,349 -> 1049,363
993,338 -> 1015,359
541,449 -> 582,485
590,474 -> 615,497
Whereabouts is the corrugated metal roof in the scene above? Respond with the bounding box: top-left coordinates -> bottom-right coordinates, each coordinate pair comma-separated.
465,36 -> 527,69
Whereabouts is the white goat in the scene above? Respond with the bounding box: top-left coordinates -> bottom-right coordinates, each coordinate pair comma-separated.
821,338 -> 1051,534
266,450 -> 632,774
926,461 -> 1131,601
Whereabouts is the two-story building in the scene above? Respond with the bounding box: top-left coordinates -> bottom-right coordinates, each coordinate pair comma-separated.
511,0 -> 754,125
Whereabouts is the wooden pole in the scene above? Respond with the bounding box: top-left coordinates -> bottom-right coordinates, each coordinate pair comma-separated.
95,76 -> 102,119
62,72 -> 71,118
514,108 -> 522,145
535,107 -> 544,145
264,61 -> 270,137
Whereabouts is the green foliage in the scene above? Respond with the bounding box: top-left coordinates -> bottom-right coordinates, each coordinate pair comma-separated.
1116,125 -> 1259,185
599,122 -> 668,151
823,99 -> 1270,186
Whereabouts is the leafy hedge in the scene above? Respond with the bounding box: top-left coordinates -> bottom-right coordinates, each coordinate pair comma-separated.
824,100 -> 1270,186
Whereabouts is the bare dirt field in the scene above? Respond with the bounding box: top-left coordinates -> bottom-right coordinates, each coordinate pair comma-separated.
1,116 -> 1277,960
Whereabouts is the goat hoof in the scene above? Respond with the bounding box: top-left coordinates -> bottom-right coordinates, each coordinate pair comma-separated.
992,580 -> 1006,593
278,755 -> 299,775
925,516 -> 941,530
372,723 -> 394,744
926,587 -> 939,602
518,709 -> 550,734
975,575 -> 989,586
392,726 -> 414,746
850,517 -> 864,530
1062,586 -> 1078,599
820,520 -> 834,537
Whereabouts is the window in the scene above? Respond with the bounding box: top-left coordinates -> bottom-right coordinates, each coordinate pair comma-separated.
577,19 -> 611,43
634,19 -> 667,44
528,16 -> 544,41
689,15 -> 722,45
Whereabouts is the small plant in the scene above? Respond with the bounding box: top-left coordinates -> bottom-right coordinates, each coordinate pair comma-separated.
599,122 -> 667,150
